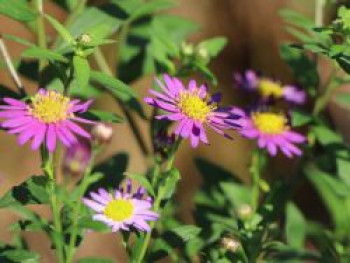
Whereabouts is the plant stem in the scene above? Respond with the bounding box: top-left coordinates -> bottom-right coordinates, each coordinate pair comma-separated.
66,147 -> 99,263
135,139 -> 181,263
93,47 -> 149,156
250,149 -> 261,212
315,0 -> 326,28
43,151 -> 65,263
0,37 -> 25,96
35,0 -> 47,76
312,70 -> 338,116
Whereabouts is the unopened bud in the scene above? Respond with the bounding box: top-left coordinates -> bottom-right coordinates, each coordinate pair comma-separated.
221,237 -> 240,253
153,130 -> 176,159
63,141 -> 91,176
181,42 -> 194,56
237,204 -> 253,220
91,123 -> 113,144
77,33 -> 91,46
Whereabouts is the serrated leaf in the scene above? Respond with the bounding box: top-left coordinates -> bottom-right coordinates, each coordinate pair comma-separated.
0,0 -> 37,22
285,202 -> 306,249
73,55 -> 90,89
22,47 -> 68,63
45,15 -> 74,44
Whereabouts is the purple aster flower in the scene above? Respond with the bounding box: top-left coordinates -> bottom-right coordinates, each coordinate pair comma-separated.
145,75 -> 240,148
83,180 -> 158,232
0,89 -> 93,152
231,107 -> 306,158
234,70 -> 306,105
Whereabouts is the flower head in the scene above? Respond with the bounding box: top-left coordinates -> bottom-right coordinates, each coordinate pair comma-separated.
83,180 -> 158,232
145,75 -> 240,147
0,89 -> 93,152
232,107 -> 306,158
91,123 -> 113,144
234,70 -> 306,105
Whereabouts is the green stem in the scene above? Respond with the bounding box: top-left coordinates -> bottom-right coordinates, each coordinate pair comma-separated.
93,47 -> 149,156
43,151 -> 65,263
250,149 -> 261,212
312,70 -> 338,116
35,0 -> 47,76
66,147 -> 99,263
315,0 -> 326,28
135,139 -> 181,263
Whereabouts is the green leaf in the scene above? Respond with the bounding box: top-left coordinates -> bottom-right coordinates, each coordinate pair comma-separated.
291,109 -> 312,127
1,249 -> 40,263
125,173 -> 155,196
0,0 -> 37,22
167,225 -> 201,242
305,163 -> 350,235
336,150 -> 350,187
280,44 -> 319,92
335,92 -> 350,109
90,71 -> 136,102
81,110 -> 123,123
279,9 -> 314,30
312,125 -> 343,145
73,55 -> 90,89
129,0 -> 175,21
285,202 -> 306,249
220,181 -> 251,209
198,37 -> 227,58
192,61 -> 218,85
161,168 -> 181,200
45,15 -> 74,44
0,175 -> 49,208
3,35 -> 35,47
22,47 -> 68,63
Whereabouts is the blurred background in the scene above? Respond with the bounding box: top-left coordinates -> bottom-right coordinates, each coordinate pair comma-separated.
0,0 -> 347,261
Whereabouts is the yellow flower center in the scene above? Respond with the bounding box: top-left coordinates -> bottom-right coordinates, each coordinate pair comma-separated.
258,79 -> 283,98
252,112 -> 287,134
29,91 -> 71,123
103,199 -> 134,222
177,91 -> 215,122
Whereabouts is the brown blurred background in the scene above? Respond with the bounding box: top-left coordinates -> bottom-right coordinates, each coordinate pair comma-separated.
0,0 -> 348,262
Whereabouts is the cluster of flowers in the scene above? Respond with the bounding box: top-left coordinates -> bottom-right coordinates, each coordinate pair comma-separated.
145,71 -> 306,157
0,70 -> 306,233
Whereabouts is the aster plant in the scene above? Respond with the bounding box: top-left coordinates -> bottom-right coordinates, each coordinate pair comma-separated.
0,0 -> 349,263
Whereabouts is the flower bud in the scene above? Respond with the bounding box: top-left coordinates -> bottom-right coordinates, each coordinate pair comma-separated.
91,123 -> 113,144
181,42 -> 194,56
63,141 -> 91,176
221,236 -> 240,253
237,204 -> 253,220
196,46 -> 209,62
76,33 -> 91,46
153,130 -> 176,159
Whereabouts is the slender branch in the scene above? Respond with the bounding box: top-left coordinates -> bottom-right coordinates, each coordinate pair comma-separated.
250,149 -> 261,212
315,0 -> 326,28
35,0 -> 47,74
66,147 -> 99,263
0,37 -> 25,96
93,47 -> 149,156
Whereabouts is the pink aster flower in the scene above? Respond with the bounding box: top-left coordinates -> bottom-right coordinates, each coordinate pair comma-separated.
63,140 -> 91,176
232,107 -> 306,158
0,89 -> 93,152
234,70 -> 306,105
83,180 -> 158,232
144,75 -> 240,148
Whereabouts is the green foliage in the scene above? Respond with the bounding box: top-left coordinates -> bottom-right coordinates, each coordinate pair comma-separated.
0,0 -> 37,22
